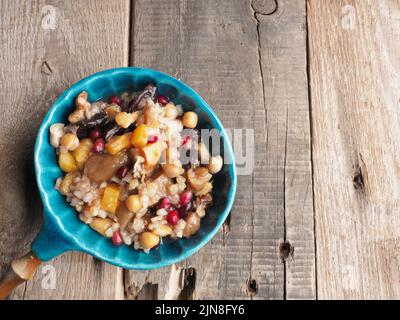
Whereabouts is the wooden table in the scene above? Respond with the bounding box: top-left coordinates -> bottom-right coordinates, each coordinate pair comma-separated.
1,0 -> 399,300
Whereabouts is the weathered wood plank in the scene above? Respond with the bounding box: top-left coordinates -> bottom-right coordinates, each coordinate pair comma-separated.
308,0 -> 400,299
0,0 -> 130,299
126,0 -> 314,299
255,0 -> 315,300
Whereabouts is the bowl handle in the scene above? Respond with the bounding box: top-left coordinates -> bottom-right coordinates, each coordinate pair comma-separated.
0,252 -> 41,300
31,214 -> 77,261
0,214 -> 76,299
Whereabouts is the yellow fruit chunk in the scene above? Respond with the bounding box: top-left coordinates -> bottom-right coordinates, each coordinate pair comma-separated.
90,217 -> 113,236
142,142 -> 164,165
59,152 -> 78,173
73,138 -> 93,168
131,124 -> 149,148
139,232 -> 160,249
105,133 -> 132,155
100,184 -> 121,215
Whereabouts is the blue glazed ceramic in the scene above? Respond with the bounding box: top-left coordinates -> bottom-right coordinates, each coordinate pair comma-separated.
33,67 -> 237,270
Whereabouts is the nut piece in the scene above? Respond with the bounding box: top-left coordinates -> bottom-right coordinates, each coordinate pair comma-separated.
182,111 -> 198,128
68,91 -> 91,124
76,91 -> 91,110
182,212 -> 201,237
187,167 -> 212,191
60,133 -> 80,152
208,155 -> 223,174
162,161 -> 184,178
68,109 -> 85,124
139,232 -> 160,249
49,123 -> 65,148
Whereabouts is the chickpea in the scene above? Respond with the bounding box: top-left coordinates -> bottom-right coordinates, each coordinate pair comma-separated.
162,162 -> 184,178
126,195 -> 142,213
182,111 -> 198,128
60,133 -> 80,151
208,155 -> 223,174
164,103 -> 179,119
139,232 -> 160,249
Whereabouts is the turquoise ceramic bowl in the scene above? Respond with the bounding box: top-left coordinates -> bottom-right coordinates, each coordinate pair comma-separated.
33,67 -> 237,269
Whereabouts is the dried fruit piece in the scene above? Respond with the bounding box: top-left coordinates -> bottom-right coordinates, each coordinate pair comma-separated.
100,184 -> 121,215
84,152 -> 129,183
105,133 -> 132,155
142,141 -> 165,165
90,217 -> 114,236
139,232 -> 160,249
125,84 -> 157,113
116,202 -> 134,230
131,124 -> 149,148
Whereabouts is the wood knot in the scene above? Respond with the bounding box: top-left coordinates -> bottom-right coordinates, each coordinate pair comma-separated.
279,241 -> 294,262
353,165 -> 365,192
251,0 -> 278,15
246,278 -> 258,296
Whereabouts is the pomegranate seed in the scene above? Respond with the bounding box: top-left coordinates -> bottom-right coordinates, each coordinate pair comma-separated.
157,95 -> 169,106
112,230 -> 123,246
182,135 -> 191,145
89,128 -> 102,140
167,210 -> 180,225
158,197 -> 172,212
92,138 -> 105,153
109,95 -> 122,106
179,191 -> 193,206
116,165 -> 129,179
147,135 -> 158,144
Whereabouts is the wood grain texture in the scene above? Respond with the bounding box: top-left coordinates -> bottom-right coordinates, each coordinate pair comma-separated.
308,0 -> 400,299
255,0 -> 315,300
126,0 -> 314,299
0,0 -> 130,299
